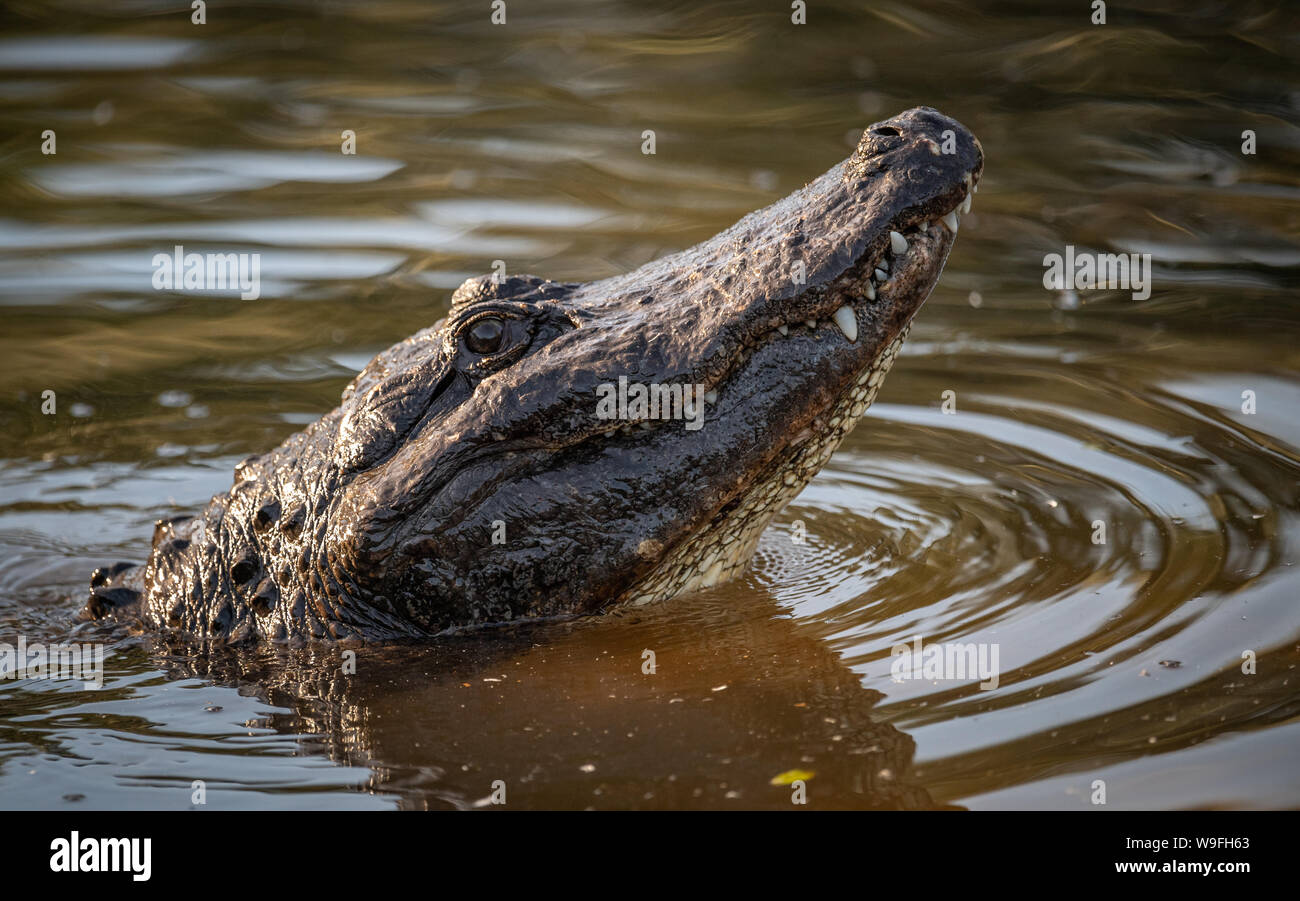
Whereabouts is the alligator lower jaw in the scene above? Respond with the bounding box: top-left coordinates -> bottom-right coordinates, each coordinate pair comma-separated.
616,327 -> 908,608
613,202 -> 967,609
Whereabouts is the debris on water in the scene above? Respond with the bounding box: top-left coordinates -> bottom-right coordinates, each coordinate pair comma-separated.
1158,660 -> 1182,668
770,769 -> 816,785
1055,288 -> 1080,310
204,705 -> 222,712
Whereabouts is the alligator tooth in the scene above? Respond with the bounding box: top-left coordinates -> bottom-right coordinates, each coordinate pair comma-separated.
941,210 -> 959,233
777,324 -> 789,336
874,268 -> 888,282
889,230 -> 907,255
704,389 -> 718,405
805,319 -> 817,329
972,183 -> 978,194
832,305 -> 858,342
863,282 -> 876,300
620,425 -> 632,434
879,257 -> 889,272
960,194 -> 971,215
640,421 -> 653,430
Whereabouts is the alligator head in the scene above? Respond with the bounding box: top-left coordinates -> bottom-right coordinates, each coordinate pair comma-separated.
84,107 -> 983,643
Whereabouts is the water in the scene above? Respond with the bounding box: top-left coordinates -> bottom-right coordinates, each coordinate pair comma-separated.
1,0 -> 1298,809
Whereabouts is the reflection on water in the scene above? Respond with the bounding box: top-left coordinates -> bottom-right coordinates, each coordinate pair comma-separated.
145,591 -> 942,810
1,0 -> 1298,809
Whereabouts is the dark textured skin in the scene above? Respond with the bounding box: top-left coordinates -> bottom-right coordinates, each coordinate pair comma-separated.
83,107 -> 983,644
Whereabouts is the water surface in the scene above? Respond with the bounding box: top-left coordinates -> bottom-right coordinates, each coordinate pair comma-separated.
2,0 -> 1299,809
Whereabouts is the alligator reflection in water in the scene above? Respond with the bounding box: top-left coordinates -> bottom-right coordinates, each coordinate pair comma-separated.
151,587 -> 945,810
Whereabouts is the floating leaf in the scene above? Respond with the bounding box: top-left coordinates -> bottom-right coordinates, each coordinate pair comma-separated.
770,769 -> 815,786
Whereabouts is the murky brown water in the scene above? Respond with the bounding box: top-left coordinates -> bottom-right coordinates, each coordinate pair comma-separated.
1,1 -> 1298,809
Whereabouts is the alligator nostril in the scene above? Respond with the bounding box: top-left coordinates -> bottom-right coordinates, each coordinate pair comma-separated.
872,126 -> 901,137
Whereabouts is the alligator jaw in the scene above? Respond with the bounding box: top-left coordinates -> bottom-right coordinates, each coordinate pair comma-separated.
616,148 -> 981,606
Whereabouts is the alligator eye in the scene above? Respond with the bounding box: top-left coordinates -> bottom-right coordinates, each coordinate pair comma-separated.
464,317 -> 505,354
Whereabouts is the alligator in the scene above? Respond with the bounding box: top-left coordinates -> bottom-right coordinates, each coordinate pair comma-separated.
82,106 -> 983,644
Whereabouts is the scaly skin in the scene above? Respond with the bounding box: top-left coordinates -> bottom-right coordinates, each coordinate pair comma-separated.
83,107 -> 983,644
